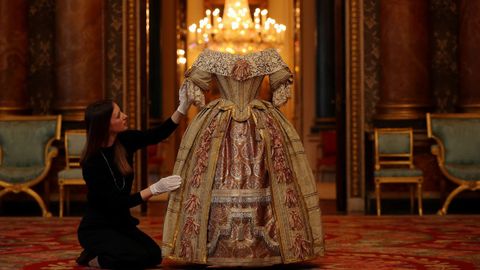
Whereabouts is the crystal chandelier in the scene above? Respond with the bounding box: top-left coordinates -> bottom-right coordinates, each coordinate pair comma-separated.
188,0 -> 286,54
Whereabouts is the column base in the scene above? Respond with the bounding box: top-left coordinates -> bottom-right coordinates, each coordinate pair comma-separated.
375,104 -> 432,120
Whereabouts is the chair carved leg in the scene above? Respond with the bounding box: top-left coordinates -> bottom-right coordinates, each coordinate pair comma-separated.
66,188 -> 70,216
59,183 -> 64,218
23,188 -> 52,217
437,185 -> 468,216
417,182 -> 423,216
409,185 -> 414,214
375,181 -> 381,216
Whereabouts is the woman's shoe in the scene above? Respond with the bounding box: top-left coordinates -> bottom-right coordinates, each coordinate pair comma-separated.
76,249 -> 96,266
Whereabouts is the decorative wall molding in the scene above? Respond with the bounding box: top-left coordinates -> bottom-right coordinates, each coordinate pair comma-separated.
106,0 -> 124,102
123,0 -> 143,195
346,0 -> 365,212
124,0 -> 139,130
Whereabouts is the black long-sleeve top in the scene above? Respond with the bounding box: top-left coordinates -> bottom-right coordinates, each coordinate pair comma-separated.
79,118 -> 178,230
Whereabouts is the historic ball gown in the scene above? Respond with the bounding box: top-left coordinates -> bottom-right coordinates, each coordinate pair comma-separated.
162,48 -> 324,266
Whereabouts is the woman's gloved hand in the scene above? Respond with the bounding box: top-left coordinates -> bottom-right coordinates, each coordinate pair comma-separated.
149,175 -> 182,195
176,85 -> 192,115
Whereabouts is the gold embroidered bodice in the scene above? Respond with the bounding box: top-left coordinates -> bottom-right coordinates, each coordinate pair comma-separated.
183,49 -> 293,121
216,74 -> 263,111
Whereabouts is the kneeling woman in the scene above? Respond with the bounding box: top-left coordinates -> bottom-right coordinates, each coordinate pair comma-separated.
77,93 -> 191,269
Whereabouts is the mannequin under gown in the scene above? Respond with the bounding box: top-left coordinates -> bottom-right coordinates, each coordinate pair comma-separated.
162,48 -> 324,266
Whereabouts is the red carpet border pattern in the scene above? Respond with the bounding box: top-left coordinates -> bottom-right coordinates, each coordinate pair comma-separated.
0,216 -> 479,269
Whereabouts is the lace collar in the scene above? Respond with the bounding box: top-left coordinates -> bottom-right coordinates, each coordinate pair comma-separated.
190,48 -> 289,81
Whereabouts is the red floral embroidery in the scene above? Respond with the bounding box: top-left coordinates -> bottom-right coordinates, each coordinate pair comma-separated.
285,188 -> 299,208
290,234 -> 311,259
188,118 -> 217,188
190,173 -> 201,188
289,210 -> 304,230
231,59 -> 252,80
184,194 -> 201,214
179,238 -> 193,259
265,115 -> 293,183
182,217 -> 200,236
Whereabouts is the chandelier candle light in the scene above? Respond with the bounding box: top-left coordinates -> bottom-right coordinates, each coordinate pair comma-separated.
188,0 -> 286,54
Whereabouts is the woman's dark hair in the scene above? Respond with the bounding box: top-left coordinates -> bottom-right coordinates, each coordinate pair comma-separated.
80,99 -> 132,175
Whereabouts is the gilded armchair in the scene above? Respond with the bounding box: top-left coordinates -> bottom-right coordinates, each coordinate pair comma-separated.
373,128 -> 424,216
0,115 -> 62,217
427,113 -> 480,215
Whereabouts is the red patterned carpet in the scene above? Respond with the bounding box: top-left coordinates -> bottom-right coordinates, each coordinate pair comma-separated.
0,215 -> 479,269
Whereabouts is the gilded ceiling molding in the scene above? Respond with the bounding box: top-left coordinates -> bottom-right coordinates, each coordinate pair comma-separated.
346,0 -> 365,212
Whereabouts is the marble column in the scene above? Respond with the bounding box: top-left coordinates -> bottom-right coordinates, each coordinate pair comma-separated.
458,0 -> 480,112
55,0 -> 104,121
0,0 -> 30,115
376,0 -> 431,120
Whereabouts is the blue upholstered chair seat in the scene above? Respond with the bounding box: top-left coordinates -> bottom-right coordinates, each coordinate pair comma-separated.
374,168 -> 423,177
427,113 -> 480,215
0,166 -> 45,184
58,168 -> 83,179
445,164 -> 480,181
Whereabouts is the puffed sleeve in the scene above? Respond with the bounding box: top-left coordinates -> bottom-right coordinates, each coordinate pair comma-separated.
182,67 -> 212,108
269,67 -> 293,107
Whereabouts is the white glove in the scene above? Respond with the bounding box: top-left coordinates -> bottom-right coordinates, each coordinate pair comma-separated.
176,85 -> 192,115
149,175 -> 182,195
